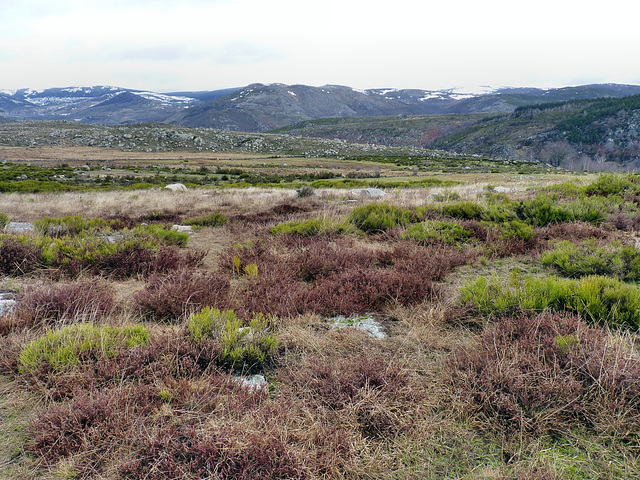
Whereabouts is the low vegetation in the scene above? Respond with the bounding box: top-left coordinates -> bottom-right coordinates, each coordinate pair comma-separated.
0,153 -> 639,479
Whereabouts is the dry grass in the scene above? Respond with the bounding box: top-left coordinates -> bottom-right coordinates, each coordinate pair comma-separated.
1,172 -> 639,479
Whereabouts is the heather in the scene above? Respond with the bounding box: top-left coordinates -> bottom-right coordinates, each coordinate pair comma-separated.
0,171 -> 639,479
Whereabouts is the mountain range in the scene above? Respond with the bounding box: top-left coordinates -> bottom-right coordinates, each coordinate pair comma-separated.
3,83 -> 640,132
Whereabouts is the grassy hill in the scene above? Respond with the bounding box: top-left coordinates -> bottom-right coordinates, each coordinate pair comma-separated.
275,95 -> 640,170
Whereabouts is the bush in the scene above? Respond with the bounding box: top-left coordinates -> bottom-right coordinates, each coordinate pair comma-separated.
441,201 -> 485,220
515,194 -> 573,226
134,269 -> 230,322
187,307 -> 278,372
11,279 -> 116,330
296,185 -> 316,198
0,213 -> 9,228
0,236 -> 41,275
19,323 -> 149,373
347,203 -> 418,233
541,240 -> 640,281
183,211 -> 228,228
402,220 -> 472,245
461,271 -> 640,329
270,217 -> 356,237
447,312 -> 640,438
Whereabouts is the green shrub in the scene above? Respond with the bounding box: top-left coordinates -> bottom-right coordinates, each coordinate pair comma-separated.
441,201 -> 485,220
541,240 -> 640,281
270,217 -> 356,236
187,307 -> 278,372
402,220 -> 472,245
184,211 -> 228,228
491,219 -> 536,241
461,272 -> 640,329
347,203 -> 418,233
583,173 -> 638,197
516,194 -> 573,226
0,213 -> 9,228
133,224 -> 189,247
19,323 -> 149,372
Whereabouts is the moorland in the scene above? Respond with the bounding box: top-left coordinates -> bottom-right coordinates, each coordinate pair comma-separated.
0,120 -> 639,479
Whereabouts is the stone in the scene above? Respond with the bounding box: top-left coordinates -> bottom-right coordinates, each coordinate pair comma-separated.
0,293 -> 16,316
4,221 -> 34,233
349,188 -> 387,198
329,315 -> 386,338
171,225 -> 193,234
235,374 -> 268,391
493,186 -> 512,193
165,183 -> 188,192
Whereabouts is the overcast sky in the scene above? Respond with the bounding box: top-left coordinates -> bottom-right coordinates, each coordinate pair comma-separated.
2,0 -> 639,93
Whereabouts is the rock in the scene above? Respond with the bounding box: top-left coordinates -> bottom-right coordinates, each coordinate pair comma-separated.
329,315 -> 386,338
235,374 -> 268,392
493,186 -> 512,193
4,221 -> 34,233
349,188 -> 387,198
171,225 -> 193,234
0,293 -> 15,316
165,183 -> 187,192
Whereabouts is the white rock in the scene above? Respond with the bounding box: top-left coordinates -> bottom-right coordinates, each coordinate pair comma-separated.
235,374 -> 268,391
330,315 -> 386,338
4,221 -> 34,233
349,188 -> 387,198
171,225 -> 193,234
493,186 -> 512,193
165,183 -> 188,192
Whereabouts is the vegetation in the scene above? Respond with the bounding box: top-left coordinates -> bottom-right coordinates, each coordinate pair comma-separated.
1,141 -> 640,479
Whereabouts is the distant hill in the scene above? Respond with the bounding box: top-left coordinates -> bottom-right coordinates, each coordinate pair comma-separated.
0,86 -> 236,124
277,94 -> 640,170
3,83 -> 640,133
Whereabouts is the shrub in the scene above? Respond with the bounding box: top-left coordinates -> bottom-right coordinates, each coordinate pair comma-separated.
0,236 -> 41,275
12,279 -> 116,330
441,201 -> 485,220
347,203 -> 418,233
134,269 -> 230,322
183,211 -> 228,228
0,213 -> 9,228
187,307 -> 278,372
515,194 -> 572,226
296,185 -> 316,198
19,323 -> 149,373
270,217 -> 356,236
447,312 -> 640,438
402,220 -> 472,245
461,272 -> 640,329
541,240 -> 640,281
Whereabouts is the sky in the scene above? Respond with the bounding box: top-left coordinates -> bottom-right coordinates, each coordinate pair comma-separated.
1,0 -> 640,94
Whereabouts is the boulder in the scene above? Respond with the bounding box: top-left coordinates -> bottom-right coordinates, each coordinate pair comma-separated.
493,186 -> 513,193
349,188 -> 387,198
4,221 -> 34,233
171,225 -> 193,234
165,183 -> 187,192
329,315 -> 386,338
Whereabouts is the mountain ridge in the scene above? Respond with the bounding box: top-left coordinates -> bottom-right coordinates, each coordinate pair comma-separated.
2,83 -> 640,131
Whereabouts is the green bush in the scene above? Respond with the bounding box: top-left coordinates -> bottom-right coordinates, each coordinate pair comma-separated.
461,272 -> 640,329
402,220 -> 472,245
270,217 -> 356,236
187,307 -> 278,372
491,219 -> 536,241
441,201 -> 485,220
516,193 -> 573,226
541,240 -> 640,281
184,211 -> 228,228
347,203 -> 418,233
0,213 -> 9,228
19,323 -> 149,372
